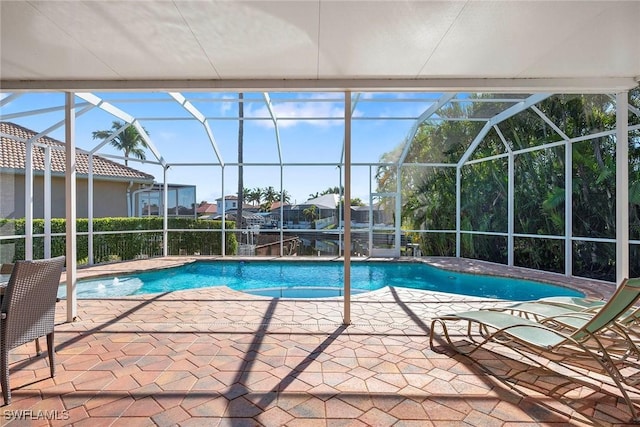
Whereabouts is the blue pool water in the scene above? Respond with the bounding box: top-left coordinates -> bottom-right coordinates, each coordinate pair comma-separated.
59,261 -> 584,300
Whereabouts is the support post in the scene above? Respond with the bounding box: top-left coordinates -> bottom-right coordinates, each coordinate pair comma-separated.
44,146 -> 51,258
343,91 -> 352,325
507,150 -> 514,266
163,168 -> 169,257
65,92 -> 77,322
221,166 -> 226,256
25,139 -> 33,260
616,91 -> 629,284
339,165 -> 343,256
395,166 -> 402,254
368,165 -> 373,256
280,165 -> 284,256
88,154 -> 94,264
565,133 -> 573,276
455,167 -> 461,257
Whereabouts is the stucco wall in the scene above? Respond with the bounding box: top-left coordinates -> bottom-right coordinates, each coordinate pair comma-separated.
1,173 -> 139,218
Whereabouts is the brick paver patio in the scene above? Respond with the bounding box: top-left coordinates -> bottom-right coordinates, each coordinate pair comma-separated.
2,257 -> 636,426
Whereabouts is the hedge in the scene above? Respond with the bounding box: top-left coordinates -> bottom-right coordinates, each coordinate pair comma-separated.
0,217 -> 237,264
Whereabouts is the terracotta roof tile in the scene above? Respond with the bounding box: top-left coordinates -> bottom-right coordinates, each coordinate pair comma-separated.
0,122 -> 155,182
196,202 -> 217,214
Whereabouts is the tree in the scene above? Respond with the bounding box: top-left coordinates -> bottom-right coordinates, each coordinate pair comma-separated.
277,190 -> 291,204
374,90 -> 640,281
303,205 -> 318,224
92,121 -> 149,166
242,187 -> 252,203
321,186 -> 343,195
248,187 -> 263,206
262,186 -> 278,204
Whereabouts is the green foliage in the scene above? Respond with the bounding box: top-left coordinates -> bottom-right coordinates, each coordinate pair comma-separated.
92,121 -> 149,166
376,88 -> 640,282
0,217 -> 237,264
302,205 -> 318,222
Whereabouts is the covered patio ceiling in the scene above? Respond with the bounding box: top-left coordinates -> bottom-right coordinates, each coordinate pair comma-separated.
0,0 -> 638,92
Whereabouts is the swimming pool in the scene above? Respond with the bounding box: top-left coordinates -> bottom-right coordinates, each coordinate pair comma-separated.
59,260 -> 584,300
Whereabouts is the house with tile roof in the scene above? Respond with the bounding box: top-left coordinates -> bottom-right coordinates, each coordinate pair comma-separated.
196,201 -> 217,218
0,121 -> 155,219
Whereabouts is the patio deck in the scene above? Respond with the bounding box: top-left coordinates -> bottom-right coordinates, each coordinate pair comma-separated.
3,257 -> 636,426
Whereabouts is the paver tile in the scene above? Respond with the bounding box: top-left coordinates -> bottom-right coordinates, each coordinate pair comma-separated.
1,257 -> 625,426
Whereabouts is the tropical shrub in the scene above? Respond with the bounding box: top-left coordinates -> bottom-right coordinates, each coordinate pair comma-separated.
0,217 -> 237,264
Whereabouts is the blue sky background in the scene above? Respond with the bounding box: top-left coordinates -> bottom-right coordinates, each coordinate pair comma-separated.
1,91 -> 442,204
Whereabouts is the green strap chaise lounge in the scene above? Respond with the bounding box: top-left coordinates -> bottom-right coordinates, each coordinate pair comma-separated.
430,277 -> 640,422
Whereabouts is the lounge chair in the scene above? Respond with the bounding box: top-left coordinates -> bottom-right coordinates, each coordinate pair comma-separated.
538,295 -> 606,309
430,277 -> 640,422
0,256 -> 65,405
486,293 -> 640,359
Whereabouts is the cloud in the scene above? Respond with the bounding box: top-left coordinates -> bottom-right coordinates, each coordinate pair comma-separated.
246,94 -> 344,129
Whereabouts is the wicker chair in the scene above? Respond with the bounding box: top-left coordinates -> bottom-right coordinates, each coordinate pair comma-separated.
0,256 -> 65,405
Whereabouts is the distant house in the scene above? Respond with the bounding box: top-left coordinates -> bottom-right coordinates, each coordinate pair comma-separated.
352,203 -> 393,227
196,201 -> 218,219
295,194 -> 340,212
269,201 -> 288,212
215,195 -> 255,213
133,183 -> 197,218
0,122 -> 155,219
268,201 -> 290,225
289,194 -> 340,228
215,195 -> 239,212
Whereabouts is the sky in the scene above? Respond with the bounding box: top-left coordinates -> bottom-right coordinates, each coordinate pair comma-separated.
0,91 -> 444,205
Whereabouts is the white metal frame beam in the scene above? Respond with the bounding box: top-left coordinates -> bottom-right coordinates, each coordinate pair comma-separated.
458,93 -> 553,166
608,94 -> 640,118
262,93 -> 283,166
0,93 -> 21,107
169,92 -> 225,166
397,93 -> 457,166
2,77 -> 637,93
455,93 -> 552,258
530,104 -> 573,276
75,92 -> 167,168
493,125 -> 514,266
261,92 -> 285,255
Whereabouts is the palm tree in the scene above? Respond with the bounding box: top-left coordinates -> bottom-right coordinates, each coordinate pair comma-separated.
277,189 -> 291,204
242,187 -> 252,203
249,187 -> 263,206
321,186 -> 342,195
262,186 -> 278,204
92,121 -> 149,166
303,205 -> 318,225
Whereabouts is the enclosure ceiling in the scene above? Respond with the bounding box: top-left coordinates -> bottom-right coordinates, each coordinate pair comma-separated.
1,1 -> 638,91
1,0 -> 639,167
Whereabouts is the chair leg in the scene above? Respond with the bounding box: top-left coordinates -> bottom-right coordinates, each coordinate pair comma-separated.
35,338 -> 41,356
47,333 -> 55,378
1,346 -> 10,405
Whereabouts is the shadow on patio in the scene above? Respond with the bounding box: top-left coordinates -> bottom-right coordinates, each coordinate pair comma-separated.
3,284 -> 638,426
